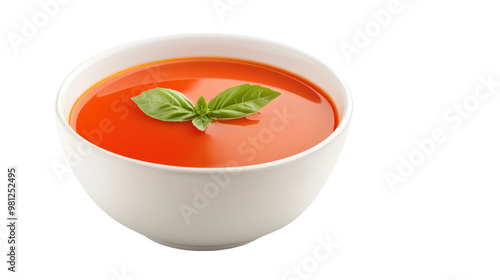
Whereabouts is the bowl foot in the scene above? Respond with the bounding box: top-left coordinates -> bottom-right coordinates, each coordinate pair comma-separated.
148,238 -> 256,251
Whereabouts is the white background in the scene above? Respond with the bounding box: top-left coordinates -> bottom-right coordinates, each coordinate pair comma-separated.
1,0 -> 500,279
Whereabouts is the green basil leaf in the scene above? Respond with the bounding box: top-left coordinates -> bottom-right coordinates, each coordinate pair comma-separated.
192,115 -> 212,131
207,84 -> 281,120
131,88 -> 196,122
195,96 -> 209,116
131,84 -> 282,131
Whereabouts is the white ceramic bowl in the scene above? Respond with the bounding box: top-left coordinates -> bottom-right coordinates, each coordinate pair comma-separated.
55,34 -> 352,250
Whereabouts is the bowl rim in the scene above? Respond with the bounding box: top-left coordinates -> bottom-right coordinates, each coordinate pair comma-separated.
56,33 -> 353,174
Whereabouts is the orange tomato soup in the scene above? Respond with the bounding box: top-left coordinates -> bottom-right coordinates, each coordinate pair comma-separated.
69,57 -> 337,167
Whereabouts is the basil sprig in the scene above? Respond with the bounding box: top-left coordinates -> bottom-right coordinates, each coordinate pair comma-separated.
131,84 -> 281,131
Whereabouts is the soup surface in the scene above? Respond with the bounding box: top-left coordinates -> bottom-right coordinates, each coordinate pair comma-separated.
70,57 -> 337,167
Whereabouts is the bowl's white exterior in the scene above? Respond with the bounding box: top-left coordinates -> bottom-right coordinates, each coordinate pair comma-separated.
55,34 -> 352,250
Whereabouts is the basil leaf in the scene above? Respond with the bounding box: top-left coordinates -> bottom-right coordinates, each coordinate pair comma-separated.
207,84 -> 281,120
131,88 -> 196,122
131,84 -> 282,131
192,115 -> 212,131
195,96 -> 209,116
